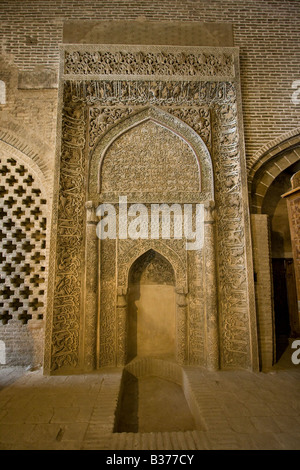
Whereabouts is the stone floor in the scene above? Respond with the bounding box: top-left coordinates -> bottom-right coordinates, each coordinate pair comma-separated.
0,341 -> 299,450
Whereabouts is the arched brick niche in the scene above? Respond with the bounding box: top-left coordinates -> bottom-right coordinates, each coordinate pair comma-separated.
0,143 -> 50,367
127,249 -> 176,361
249,131 -> 300,370
248,130 -> 300,214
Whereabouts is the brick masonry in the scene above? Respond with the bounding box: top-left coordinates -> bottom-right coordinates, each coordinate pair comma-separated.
0,1 -> 299,367
251,214 -> 275,370
0,0 -> 299,160
282,173 -> 300,315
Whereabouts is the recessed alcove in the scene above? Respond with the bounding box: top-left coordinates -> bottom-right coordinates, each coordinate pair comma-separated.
127,249 -> 176,362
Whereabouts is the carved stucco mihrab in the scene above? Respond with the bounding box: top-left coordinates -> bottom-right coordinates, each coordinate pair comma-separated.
45,45 -> 258,373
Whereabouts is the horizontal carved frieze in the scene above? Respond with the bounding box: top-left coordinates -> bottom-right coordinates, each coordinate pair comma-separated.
64,49 -> 234,79
66,80 -> 234,106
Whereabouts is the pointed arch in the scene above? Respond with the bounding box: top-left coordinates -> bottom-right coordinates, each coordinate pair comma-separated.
0,119 -> 54,198
127,248 -> 176,360
0,139 -> 50,202
88,106 -> 214,203
248,130 -> 300,214
118,240 -> 187,293
247,128 -> 300,177
128,249 -> 175,286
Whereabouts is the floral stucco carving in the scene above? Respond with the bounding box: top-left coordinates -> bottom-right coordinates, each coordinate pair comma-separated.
64,49 -> 234,78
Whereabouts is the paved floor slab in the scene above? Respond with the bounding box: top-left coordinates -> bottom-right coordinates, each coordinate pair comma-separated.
0,343 -> 299,450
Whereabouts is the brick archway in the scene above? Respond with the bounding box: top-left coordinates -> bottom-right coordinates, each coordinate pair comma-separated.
248,130 -> 300,214
249,131 -> 300,370
0,138 -> 50,367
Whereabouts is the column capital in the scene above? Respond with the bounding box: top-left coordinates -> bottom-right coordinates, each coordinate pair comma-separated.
117,286 -> 127,297
85,200 -> 97,223
204,200 -> 216,223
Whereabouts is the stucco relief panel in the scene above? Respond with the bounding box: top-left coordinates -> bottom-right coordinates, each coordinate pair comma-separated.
49,97 -> 86,371
101,120 -> 200,194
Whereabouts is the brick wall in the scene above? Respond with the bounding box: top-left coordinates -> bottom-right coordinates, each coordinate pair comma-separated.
0,0 -> 299,161
0,0 -> 299,367
251,214 -> 275,370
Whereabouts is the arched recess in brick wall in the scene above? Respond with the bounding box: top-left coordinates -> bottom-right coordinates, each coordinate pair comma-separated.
0,118 -> 54,191
248,129 -> 300,214
0,137 -> 52,367
248,130 -> 300,370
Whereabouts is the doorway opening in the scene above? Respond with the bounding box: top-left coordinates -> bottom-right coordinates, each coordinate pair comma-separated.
262,163 -> 300,361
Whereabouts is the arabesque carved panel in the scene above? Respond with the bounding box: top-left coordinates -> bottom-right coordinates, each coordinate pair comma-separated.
64,49 -> 234,78
101,120 -> 200,194
50,95 -> 86,371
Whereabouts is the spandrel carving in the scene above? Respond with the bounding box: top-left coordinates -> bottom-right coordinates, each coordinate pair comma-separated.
167,107 -> 211,148
89,106 -> 133,149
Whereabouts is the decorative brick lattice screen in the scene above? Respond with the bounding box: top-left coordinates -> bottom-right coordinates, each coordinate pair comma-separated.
0,155 -> 47,365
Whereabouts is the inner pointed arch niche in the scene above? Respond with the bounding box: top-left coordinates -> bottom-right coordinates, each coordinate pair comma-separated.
100,119 -> 200,195
127,249 -> 176,362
